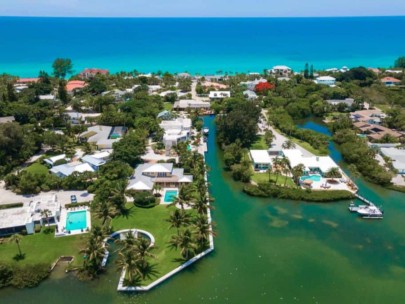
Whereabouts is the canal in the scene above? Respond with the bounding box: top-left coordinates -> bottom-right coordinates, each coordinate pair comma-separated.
1,115 -> 405,303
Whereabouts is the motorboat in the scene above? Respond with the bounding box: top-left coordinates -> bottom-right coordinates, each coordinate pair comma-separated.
348,202 -> 367,212
203,128 -> 209,135
356,205 -> 383,219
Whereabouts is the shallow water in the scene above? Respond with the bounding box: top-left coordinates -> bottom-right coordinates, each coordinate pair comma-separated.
1,116 -> 405,303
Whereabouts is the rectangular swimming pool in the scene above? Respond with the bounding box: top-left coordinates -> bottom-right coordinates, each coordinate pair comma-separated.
66,210 -> 87,231
163,190 -> 178,203
300,175 -> 322,182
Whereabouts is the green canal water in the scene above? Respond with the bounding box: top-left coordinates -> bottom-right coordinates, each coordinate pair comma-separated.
1,116 -> 405,303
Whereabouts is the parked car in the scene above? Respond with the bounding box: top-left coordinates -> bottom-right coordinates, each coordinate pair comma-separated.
70,195 -> 77,204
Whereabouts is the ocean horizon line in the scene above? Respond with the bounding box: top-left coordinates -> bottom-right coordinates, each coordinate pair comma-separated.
1,15 -> 405,19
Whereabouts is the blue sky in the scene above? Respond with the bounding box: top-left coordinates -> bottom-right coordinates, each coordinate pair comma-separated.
1,0 -> 404,17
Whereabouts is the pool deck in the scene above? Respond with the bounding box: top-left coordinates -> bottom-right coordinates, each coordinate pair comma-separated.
55,206 -> 91,237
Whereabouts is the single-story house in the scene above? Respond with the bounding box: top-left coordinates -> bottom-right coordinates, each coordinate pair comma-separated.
250,150 -> 272,171
209,91 -> 231,100
350,109 -> 386,125
243,90 -> 258,100
101,89 -> 127,101
127,163 -> 193,191
79,68 -> 109,79
39,94 -> 56,101
202,81 -> 229,90
353,122 -> 402,141
268,65 -> 292,77
157,110 -> 173,120
326,98 -> 354,107
44,154 -> 68,167
50,161 -> 95,178
65,112 -> 101,125
315,76 -> 336,86
0,195 -> 60,236
380,148 -> 405,174
0,116 -> 15,124
79,125 -> 126,149
381,77 -> 401,87
282,149 -> 340,177
66,80 -> 87,94
81,151 -> 110,170
173,99 -> 211,111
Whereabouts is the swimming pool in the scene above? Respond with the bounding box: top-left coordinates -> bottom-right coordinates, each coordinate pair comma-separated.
66,210 -> 87,231
163,189 -> 178,204
300,175 -> 322,182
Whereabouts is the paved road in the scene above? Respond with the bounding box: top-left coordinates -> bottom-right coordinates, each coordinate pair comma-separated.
0,181 -> 94,206
261,109 -> 314,157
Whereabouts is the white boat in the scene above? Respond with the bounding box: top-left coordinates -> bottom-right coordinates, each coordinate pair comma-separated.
203,128 -> 209,135
348,202 -> 368,212
356,205 -> 383,219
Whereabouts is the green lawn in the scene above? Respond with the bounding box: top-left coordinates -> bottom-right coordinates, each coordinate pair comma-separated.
25,163 -> 49,175
163,102 -> 173,111
250,136 -> 268,150
289,138 -> 328,156
252,172 -> 296,188
110,203 -> 191,286
0,229 -> 87,268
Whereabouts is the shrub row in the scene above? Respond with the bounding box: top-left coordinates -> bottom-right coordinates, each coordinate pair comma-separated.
0,263 -> 50,289
243,183 -> 355,202
0,203 -> 23,210
65,202 -> 91,209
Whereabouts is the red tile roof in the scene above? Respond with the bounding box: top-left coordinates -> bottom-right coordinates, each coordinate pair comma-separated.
16,78 -> 39,84
80,68 -> 109,77
381,77 -> 401,83
66,80 -> 87,92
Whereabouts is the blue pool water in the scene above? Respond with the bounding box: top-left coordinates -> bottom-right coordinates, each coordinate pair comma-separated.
66,210 -> 87,231
163,190 -> 178,203
301,175 -> 322,182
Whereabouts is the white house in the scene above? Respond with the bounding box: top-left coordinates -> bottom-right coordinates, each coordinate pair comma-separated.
127,163 -> 193,191
39,94 -> 56,101
240,78 -> 268,91
44,154 -> 68,167
380,148 -> 405,175
159,118 -> 192,147
269,65 -> 292,77
0,195 -> 61,236
79,125 -> 126,149
209,91 -> 231,100
81,151 -> 111,171
243,90 -> 258,101
50,161 -> 95,178
315,76 -> 336,86
250,150 -> 272,171
173,99 -> 211,111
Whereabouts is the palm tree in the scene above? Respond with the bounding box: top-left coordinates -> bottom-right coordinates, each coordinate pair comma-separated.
134,237 -> 156,262
115,230 -> 137,252
116,249 -> 139,286
80,237 -> 105,274
9,233 -> 23,256
152,183 -> 162,196
326,167 -> 342,181
292,164 -> 305,185
282,157 -> 291,187
166,209 -> 192,235
95,201 -> 117,225
193,215 -> 215,250
135,259 -> 159,280
168,229 -> 197,260
272,157 -> 283,185
282,140 -> 296,149
191,193 -> 210,215
40,209 -> 51,228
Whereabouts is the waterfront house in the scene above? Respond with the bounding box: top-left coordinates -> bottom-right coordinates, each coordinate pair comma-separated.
79,68 -> 109,79
209,91 -> 231,100
353,122 -> 402,141
380,77 -> 401,87
66,80 -> 87,94
0,116 -> 15,124
79,125 -> 126,149
315,76 -> 336,86
350,109 -> 386,125
250,150 -> 272,171
282,149 -> 340,177
268,65 -> 292,77
380,148 -> 405,174
160,118 -> 191,148
0,195 -> 60,236
127,163 -> 193,191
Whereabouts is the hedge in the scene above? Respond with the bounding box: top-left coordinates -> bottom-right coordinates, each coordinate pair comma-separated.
243,183 -> 355,202
0,203 -> 23,210
64,202 -> 91,209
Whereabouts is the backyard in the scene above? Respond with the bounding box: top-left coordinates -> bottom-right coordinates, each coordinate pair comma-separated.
252,172 -> 296,187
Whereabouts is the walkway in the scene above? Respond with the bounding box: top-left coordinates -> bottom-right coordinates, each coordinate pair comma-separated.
261,109 -> 314,157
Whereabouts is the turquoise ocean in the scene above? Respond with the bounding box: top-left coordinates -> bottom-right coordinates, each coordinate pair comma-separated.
0,16 -> 405,77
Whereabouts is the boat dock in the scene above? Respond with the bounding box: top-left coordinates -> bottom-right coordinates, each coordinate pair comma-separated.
349,194 -> 383,219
